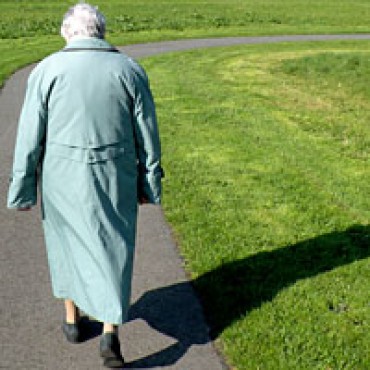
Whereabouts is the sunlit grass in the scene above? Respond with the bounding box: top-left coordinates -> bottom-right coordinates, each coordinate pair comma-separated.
141,40 -> 370,369
0,0 -> 369,39
0,0 -> 369,88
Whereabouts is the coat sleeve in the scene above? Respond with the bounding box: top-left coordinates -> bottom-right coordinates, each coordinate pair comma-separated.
131,63 -> 163,204
7,64 -> 48,209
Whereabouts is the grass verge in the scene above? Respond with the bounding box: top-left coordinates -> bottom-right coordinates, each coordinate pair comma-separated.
0,0 -> 369,39
0,0 -> 369,87
140,40 -> 370,369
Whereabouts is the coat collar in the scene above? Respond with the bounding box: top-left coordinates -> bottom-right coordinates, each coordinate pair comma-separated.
63,37 -> 115,51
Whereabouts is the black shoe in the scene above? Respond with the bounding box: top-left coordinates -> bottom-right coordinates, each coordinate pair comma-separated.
100,333 -> 125,368
62,320 -> 80,343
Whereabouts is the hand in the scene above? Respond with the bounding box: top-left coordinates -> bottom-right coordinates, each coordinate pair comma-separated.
138,196 -> 149,205
17,207 -> 32,211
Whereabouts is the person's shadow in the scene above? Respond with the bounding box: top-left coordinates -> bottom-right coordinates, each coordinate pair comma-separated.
82,225 -> 370,368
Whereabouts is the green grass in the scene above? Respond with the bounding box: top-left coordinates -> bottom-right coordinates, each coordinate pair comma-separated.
139,40 -> 370,369
0,0 -> 369,87
0,0 -> 369,39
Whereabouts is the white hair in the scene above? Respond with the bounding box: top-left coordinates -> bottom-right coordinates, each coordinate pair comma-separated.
61,2 -> 106,41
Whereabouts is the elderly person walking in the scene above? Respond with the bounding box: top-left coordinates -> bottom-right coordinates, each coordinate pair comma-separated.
7,2 -> 163,368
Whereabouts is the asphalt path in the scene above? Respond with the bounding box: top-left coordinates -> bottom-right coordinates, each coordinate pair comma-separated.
1,34 -> 369,369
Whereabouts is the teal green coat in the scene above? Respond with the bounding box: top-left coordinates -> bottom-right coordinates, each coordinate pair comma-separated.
7,38 -> 162,324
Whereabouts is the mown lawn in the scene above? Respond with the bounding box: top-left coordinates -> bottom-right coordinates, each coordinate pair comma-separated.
140,40 -> 370,369
0,0 -> 369,39
0,0 -> 369,87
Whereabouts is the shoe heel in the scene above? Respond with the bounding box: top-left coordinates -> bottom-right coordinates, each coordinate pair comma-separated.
62,320 -> 80,343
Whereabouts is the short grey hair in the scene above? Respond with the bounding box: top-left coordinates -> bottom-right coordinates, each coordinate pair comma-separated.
61,2 -> 106,41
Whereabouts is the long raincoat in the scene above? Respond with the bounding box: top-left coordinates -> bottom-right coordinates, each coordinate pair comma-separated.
7,37 -> 162,324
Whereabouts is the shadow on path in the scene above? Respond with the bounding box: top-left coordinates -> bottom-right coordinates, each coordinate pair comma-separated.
78,316 -> 103,342
124,224 -> 369,368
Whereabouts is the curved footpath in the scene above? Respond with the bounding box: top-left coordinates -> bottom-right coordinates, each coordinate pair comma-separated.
1,34 -> 369,369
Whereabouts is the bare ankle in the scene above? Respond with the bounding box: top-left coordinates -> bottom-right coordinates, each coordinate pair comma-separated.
103,323 -> 118,334
64,299 -> 80,324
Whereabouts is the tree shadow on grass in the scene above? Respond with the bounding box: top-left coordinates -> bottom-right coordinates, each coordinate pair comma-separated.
125,224 -> 369,368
